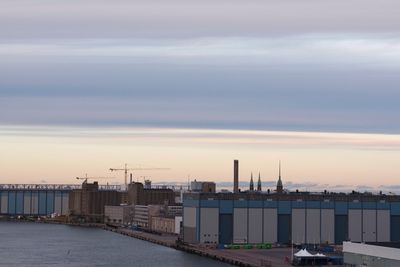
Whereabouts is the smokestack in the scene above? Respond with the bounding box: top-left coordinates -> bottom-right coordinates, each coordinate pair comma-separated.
130,173 -> 133,184
234,159 -> 239,193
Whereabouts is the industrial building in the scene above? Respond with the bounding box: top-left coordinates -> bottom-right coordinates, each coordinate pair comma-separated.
0,184 -> 72,216
0,179 -> 179,225
104,201 -> 183,233
151,216 -> 182,235
343,242 -> 400,267
183,191 -> 400,245
68,181 -> 123,222
132,204 -> 182,229
127,182 -> 175,206
190,180 -> 216,193
182,160 -> 400,245
104,205 -> 134,225
69,179 -> 177,223
132,205 -> 160,228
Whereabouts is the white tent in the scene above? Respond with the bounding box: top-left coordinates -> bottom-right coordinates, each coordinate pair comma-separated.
294,249 -> 327,258
294,249 -> 314,257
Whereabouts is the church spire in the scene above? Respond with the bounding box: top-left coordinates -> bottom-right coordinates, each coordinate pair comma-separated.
277,161 -> 283,193
279,160 -> 281,180
257,172 -> 262,191
249,172 -> 254,191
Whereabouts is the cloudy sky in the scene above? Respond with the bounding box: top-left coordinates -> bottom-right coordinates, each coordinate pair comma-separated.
1,0 -> 400,190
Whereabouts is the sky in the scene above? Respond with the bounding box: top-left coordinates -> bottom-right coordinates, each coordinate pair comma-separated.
1,0 -> 400,191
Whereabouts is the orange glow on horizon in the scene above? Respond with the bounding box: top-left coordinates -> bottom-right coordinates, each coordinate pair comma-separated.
0,126 -> 399,190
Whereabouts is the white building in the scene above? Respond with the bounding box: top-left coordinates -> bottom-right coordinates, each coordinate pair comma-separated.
150,215 -> 182,234
166,205 -> 183,217
343,242 -> 400,267
132,205 -> 164,228
175,216 -> 182,235
104,205 -> 134,225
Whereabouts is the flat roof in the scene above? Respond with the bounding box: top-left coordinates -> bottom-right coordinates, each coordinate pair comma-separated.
183,192 -> 400,202
365,242 -> 400,249
343,242 -> 400,261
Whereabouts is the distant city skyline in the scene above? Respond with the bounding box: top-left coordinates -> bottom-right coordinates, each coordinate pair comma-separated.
1,0 -> 399,189
1,126 -> 399,191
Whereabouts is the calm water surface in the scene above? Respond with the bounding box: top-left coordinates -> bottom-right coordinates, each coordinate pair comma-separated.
0,222 -> 231,267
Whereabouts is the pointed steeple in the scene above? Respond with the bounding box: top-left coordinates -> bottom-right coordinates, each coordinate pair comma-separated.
249,172 -> 254,191
257,172 -> 262,191
276,161 -> 283,193
279,160 -> 281,179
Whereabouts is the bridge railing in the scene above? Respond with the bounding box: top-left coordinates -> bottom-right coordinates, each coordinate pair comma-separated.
0,184 -> 122,191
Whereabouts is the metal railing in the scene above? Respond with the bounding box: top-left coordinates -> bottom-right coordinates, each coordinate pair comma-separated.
0,184 -> 122,191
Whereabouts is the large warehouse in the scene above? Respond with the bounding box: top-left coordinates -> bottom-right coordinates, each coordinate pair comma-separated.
183,192 -> 400,245
0,184 -> 71,216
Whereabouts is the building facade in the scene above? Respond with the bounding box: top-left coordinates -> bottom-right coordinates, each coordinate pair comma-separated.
68,181 -> 123,222
132,204 -> 182,229
132,205 -> 163,228
128,182 -> 175,206
151,216 -> 183,234
151,217 -> 175,233
183,192 -> 400,245
104,205 -> 134,225
0,184 -> 72,216
190,180 -> 216,193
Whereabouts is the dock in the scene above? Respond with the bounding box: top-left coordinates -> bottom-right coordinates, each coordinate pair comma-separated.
101,225 -> 293,267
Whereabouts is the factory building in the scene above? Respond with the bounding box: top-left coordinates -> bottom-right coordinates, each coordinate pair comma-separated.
132,204 -> 183,229
151,216 -> 182,235
190,180 -> 216,193
132,205 -> 158,228
183,160 -> 400,245
104,205 -> 134,225
183,192 -> 400,245
67,179 -> 178,223
68,181 -> 123,222
127,182 -> 175,206
0,184 -> 72,216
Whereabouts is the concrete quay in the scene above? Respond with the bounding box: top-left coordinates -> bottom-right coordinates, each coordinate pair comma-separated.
103,226 -> 178,248
102,225 -> 293,267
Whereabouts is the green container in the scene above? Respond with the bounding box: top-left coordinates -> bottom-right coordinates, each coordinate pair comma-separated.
243,244 -> 253,249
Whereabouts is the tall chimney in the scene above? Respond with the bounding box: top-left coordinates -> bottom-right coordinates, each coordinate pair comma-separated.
234,159 -> 239,193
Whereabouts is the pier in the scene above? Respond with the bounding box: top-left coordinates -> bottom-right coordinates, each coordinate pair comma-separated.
101,225 -> 293,267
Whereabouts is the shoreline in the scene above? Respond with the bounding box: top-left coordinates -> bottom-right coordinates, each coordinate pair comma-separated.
101,226 -> 254,267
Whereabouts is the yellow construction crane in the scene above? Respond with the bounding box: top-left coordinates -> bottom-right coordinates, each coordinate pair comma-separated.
109,163 -> 169,190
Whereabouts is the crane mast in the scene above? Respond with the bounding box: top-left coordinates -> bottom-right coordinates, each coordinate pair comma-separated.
75,175 -> 115,184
